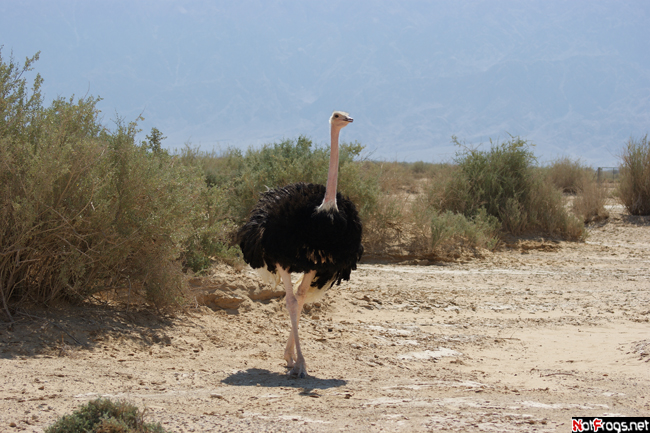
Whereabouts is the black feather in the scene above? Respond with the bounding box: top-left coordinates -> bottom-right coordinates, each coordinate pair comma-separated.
237,182 -> 363,289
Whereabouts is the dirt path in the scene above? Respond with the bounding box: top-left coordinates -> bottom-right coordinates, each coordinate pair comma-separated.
1,207 -> 649,432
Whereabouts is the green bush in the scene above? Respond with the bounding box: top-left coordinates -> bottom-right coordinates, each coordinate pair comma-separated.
189,136 -> 380,223
430,208 -> 500,250
0,50 -> 229,314
619,135 -> 650,215
438,136 -> 584,239
46,398 -> 169,433
441,136 -> 537,220
182,174 -> 241,272
169,138 -> 381,266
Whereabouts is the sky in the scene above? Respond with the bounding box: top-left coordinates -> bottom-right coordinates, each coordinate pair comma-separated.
1,0 -> 649,166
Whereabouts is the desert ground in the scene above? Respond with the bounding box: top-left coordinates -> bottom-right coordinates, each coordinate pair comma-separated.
1,205 -> 648,432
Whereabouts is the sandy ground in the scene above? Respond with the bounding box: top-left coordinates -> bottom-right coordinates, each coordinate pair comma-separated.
1,205 -> 649,432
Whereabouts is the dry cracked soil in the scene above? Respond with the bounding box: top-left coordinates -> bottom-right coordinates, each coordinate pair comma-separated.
1,205 -> 649,432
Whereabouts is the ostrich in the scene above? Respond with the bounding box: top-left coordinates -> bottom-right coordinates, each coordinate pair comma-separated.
237,111 -> 363,378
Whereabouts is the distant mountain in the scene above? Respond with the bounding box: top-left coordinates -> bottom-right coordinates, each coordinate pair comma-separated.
1,0 -> 648,166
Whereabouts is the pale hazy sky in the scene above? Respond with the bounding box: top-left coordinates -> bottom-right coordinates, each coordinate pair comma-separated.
1,1 -> 649,166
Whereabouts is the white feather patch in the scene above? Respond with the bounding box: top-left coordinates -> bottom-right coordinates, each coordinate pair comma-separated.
302,275 -> 336,304
255,265 -> 282,288
255,263 -> 335,305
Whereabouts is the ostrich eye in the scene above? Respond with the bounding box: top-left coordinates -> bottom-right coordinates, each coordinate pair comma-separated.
334,114 -> 339,118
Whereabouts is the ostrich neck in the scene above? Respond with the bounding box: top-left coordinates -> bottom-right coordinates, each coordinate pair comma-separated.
321,126 -> 340,210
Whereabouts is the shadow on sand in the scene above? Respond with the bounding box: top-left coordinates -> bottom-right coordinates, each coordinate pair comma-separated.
222,368 -> 347,391
0,303 -> 177,360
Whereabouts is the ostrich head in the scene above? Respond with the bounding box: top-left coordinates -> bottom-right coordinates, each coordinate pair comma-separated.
329,111 -> 353,129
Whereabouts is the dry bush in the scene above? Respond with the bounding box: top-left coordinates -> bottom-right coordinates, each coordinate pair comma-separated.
371,161 -> 419,193
0,51 -> 218,317
545,157 -> 593,193
618,135 -> 650,215
0,115 -> 202,313
362,193 -> 408,254
543,156 -> 609,224
360,161 -> 462,257
572,179 -> 610,223
358,159 -> 505,259
361,161 -> 453,195
526,177 -> 586,239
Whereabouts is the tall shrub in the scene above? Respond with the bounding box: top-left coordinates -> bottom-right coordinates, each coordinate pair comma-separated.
619,135 -> 650,215
0,51 -> 208,316
545,157 -> 593,194
439,136 -> 584,239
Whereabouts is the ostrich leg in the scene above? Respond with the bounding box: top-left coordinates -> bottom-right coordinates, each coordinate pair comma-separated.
278,267 -> 316,378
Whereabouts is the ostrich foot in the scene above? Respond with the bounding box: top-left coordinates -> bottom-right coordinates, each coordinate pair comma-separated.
284,352 -> 296,368
288,361 -> 308,379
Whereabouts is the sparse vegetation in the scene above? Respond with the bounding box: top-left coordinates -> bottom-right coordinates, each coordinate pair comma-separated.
0,50 -> 232,316
543,157 -> 609,224
429,208 -> 500,251
208,135 -> 379,222
45,398 -> 169,433
435,136 -> 585,239
618,135 -> 650,215
3,50 -> 623,315
545,156 -> 593,194
572,177 -> 610,224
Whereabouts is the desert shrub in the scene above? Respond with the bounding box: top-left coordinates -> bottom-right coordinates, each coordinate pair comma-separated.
572,177 -> 609,224
543,156 -> 608,223
363,161 -> 412,193
526,177 -> 586,238
204,136 -> 380,222
173,137 -> 383,258
438,136 -> 584,239
46,398 -> 169,433
618,135 -> 650,215
357,161 -> 459,254
360,161 -> 452,195
440,136 -> 537,221
430,208 -> 500,250
545,157 -> 593,193
183,178 -> 241,272
362,192 -> 407,253
0,50 -> 226,315
411,160 -> 428,175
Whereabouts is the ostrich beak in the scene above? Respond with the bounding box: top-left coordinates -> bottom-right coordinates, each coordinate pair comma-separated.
345,116 -> 353,123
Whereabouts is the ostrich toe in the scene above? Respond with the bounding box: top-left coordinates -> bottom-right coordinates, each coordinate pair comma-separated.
288,361 -> 308,379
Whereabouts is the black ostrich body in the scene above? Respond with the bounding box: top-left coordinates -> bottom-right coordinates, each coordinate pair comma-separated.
238,182 -> 363,291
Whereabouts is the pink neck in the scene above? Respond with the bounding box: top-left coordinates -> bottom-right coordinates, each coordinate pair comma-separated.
321,125 -> 340,209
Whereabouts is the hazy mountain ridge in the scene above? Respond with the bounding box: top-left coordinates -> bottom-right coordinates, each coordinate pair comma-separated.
1,0 -> 648,165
